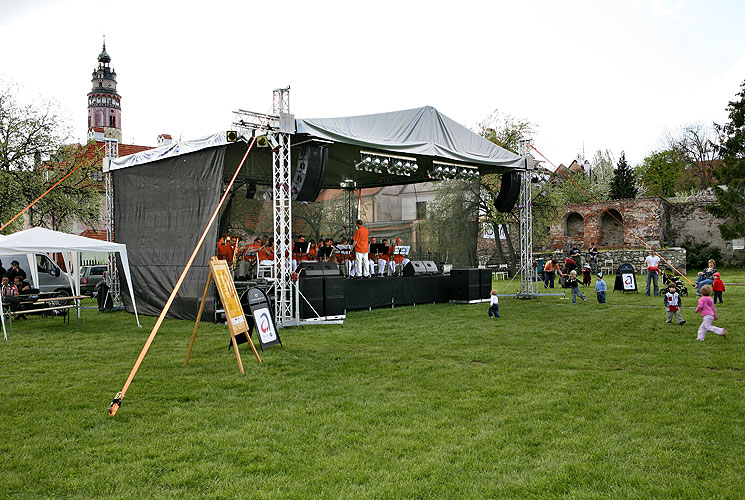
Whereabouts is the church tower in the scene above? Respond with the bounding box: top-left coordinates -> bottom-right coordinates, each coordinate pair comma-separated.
87,39 -> 122,142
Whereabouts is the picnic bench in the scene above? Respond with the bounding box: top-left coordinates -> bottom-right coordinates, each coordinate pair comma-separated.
1,294 -> 88,338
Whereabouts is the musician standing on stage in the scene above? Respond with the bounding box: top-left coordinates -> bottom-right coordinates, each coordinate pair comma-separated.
352,219 -> 370,278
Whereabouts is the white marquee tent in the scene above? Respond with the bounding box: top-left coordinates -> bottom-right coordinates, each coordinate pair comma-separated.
0,227 -> 141,339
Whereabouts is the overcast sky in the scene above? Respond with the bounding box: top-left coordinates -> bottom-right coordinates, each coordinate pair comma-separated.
1,0 -> 744,167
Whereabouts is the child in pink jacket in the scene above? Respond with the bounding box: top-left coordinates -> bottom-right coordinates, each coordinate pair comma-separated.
694,285 -> 726,341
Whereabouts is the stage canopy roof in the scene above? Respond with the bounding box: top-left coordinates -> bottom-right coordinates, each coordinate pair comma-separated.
107,106 -> 525,189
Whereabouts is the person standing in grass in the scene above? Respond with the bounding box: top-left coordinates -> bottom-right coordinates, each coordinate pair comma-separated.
663,283 -> 686,325
694,285 -> 725,341
595,272 -> 607,304
488,289 -> 500,318
645,248 -> 661,296
712,272 -> 725,303
566,270 -> 586,303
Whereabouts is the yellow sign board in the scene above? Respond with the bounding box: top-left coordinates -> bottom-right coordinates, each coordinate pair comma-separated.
185,257 -> 260,373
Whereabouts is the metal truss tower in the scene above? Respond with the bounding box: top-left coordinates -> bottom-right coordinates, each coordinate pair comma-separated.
271,87 -> 294,327
517,139 -> 537,299
103,138 -> 121,305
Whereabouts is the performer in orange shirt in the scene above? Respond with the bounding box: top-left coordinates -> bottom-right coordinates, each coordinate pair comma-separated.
257,238 -> 274,265
307,240 -> 318,260
376,238 -> 391,277
352,219 -> 370,278
388,237 -> 409,275
368,236 -> 379,276
217,235 -> 229,261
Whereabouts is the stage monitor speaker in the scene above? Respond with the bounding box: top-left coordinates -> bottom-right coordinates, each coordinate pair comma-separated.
292,145 -> 328,202
403,260 -> 427,277
297,261 -> 324,277
422,261 -> 438,274
495,171 -> 521,213
245,181 -> 257,199
320,261 -> 341,276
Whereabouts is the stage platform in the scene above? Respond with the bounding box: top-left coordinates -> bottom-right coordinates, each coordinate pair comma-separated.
343,275 -> 450,310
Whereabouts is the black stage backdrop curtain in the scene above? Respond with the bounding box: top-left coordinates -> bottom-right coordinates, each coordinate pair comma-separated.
113,146 -> 225,320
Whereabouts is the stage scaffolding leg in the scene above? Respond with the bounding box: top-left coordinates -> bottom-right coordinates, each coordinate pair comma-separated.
103,138 -> 121,306
272,87 -> 294,327
517,140 -> 536,299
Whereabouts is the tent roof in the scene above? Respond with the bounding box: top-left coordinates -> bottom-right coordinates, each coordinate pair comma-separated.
0,227 -> 126,254
296,106 -> 524,170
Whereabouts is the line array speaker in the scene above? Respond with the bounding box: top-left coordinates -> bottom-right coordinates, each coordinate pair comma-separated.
495,171 -> 521,213
292,145 -> 328,202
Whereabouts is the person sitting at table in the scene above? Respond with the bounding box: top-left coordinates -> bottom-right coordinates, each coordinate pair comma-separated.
5,260 -> 26,283
13,276 -> 32,294
1,275 -> 18,299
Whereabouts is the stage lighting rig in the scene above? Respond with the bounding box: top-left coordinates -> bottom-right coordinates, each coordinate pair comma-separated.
355,151 -> 419,177
428,161 -> 479,180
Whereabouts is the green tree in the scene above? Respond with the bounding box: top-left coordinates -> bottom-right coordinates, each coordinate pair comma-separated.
609,152 -> 637,200
0,83 -> 102,233
636,149 -> 685,197
709,80 -> 745,239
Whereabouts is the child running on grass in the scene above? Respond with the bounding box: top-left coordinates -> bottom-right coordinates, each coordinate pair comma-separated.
566,270 -> 586,304
488,289 -> 500,318
663,283 -> 686,325
694,285 -> 725,341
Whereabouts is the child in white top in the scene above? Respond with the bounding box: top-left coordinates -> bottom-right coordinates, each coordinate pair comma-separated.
488,289 -> 500,318
663,283 -> 686,325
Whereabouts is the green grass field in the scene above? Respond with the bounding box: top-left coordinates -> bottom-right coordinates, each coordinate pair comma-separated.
1,272 -> 743,499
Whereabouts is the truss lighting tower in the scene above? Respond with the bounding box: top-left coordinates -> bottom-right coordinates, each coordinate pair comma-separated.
517,139 -> 537,299
271,87 -> 294,327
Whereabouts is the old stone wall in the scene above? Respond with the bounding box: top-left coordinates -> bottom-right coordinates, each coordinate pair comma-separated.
549,198 -> 665,250
667,200 -> 741,261
535,247 -> 687,275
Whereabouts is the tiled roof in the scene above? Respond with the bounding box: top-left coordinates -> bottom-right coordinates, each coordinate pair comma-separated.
78,229 -> 108,241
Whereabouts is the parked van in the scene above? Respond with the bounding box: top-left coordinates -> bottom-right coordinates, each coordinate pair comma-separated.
0,253 -> 73,296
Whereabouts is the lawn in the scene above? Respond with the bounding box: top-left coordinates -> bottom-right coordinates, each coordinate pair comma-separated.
1,272 -> 743,499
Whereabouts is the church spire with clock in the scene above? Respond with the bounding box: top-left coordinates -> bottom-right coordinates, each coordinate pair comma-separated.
87,38 -> 122,142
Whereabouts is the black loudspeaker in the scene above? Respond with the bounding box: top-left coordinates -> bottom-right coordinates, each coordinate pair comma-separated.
450,268 -> 481,300
297,261 -> 324,277
479,269 -> 492,299
495,171 -> 521,213
422,261 -> 438,275
292,145 -> 328,202
323,275 -> 345,316
403,261 -> 427,277
245,181 -> 256,199
320,261 -> 340,276
298,275 -> 324,318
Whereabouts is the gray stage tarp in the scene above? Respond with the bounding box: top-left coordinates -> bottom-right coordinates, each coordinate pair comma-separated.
113,146 -> 224,319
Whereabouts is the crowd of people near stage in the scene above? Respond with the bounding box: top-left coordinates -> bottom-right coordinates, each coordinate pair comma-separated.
536,245 -> 728,341
215,220 -> 411,280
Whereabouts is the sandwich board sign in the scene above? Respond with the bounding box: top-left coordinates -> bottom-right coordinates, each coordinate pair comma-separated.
245,287 -> 281,350
185,257 -> 261,373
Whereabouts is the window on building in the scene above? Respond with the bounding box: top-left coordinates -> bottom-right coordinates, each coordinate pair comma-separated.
110,115 -> 116,128
416,201 -> 427,220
